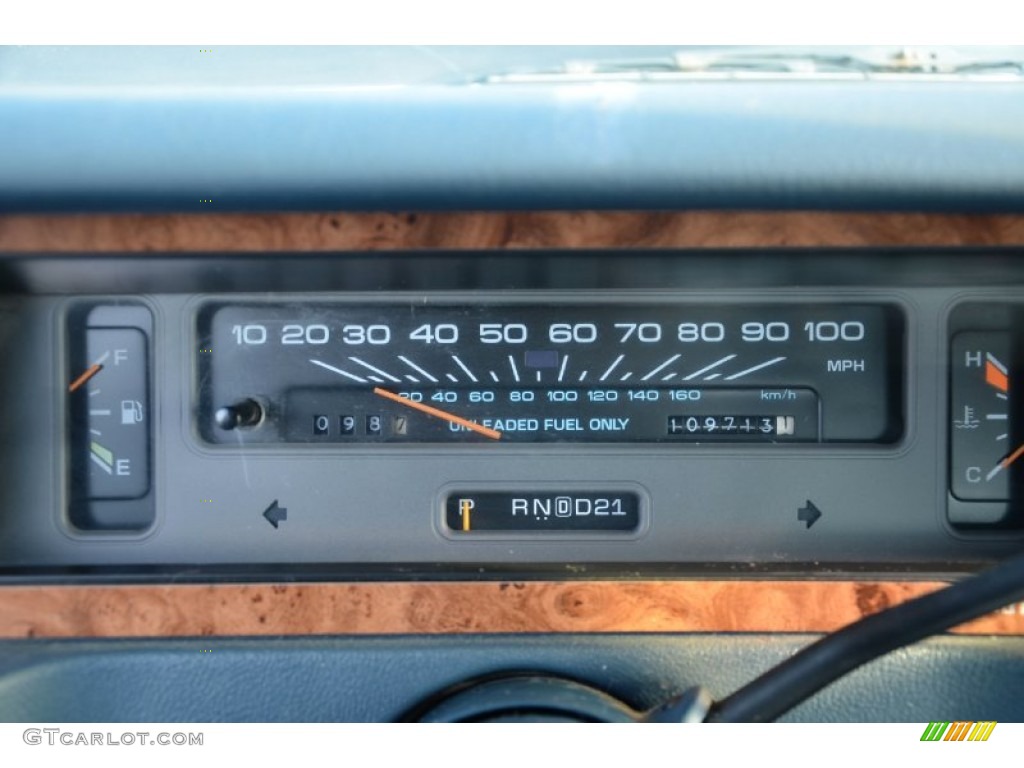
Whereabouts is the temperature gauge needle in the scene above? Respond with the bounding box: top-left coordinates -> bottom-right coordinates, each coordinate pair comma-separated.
68,363 -> 103,393
986,443 -> 1024,481
372,387 -> 502,441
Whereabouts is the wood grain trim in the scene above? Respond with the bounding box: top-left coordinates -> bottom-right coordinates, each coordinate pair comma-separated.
2,211 -> 1024,252
2,581 -> 1023,639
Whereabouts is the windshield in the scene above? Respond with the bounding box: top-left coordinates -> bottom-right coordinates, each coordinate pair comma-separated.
2,46 -> 1023,89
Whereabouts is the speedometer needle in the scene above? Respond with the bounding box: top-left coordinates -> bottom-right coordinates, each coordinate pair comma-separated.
372,387 -> 502,441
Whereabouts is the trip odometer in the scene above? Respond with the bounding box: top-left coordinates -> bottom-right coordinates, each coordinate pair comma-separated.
196,299 -> 903,445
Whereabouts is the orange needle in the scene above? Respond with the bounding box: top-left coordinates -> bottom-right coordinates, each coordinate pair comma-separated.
372,387 -> 502,441
1000,444 -> 1024,470
68,363 -> 103,393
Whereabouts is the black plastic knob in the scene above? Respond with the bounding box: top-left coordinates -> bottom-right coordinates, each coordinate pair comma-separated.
214,399 -> 263,430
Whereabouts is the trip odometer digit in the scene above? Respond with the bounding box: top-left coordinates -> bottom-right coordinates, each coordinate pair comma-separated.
197,300 -> 903,445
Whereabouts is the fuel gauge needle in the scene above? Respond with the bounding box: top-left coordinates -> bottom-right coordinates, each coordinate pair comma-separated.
372,387 -> 502,440
986,443 -> 1024,481
68,363 -> 103,393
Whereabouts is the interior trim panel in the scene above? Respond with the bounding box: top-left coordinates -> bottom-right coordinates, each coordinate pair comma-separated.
2,73 -> 1023,213
2,210 -> 1024,252
4,634 -> 1024,722
2,580 -> 1023,639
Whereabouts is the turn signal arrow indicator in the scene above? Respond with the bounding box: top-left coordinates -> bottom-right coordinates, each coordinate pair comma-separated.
263,500 -> 288,529
797,500 -> 823,529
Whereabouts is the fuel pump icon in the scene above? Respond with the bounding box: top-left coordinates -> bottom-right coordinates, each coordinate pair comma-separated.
121,400 -> 144,425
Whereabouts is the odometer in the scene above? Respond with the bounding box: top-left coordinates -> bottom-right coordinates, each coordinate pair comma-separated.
197,300 -> 903,444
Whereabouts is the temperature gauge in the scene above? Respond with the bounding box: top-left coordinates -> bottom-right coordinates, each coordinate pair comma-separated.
950,332 -> 1018,502
948,300 -> 1024,532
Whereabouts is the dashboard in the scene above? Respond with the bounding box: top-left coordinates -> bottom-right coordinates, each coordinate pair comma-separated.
3,43 -> 1024,722
1,211 -> 1024,722
1,243 -> 1023,582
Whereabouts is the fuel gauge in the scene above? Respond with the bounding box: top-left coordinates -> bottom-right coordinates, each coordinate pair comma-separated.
66,304 -> 154,532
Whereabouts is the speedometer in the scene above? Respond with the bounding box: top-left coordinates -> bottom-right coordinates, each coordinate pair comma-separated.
197,298 -> 903,445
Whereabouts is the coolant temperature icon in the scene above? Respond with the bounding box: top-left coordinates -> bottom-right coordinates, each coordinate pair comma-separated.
954,405 -> 980,430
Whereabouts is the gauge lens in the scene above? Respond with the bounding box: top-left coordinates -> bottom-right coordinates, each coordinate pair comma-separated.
197,301 -> 903,444
69,328 -> 150,499
950,331 -> 1019,501
65,302 -> 155,532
